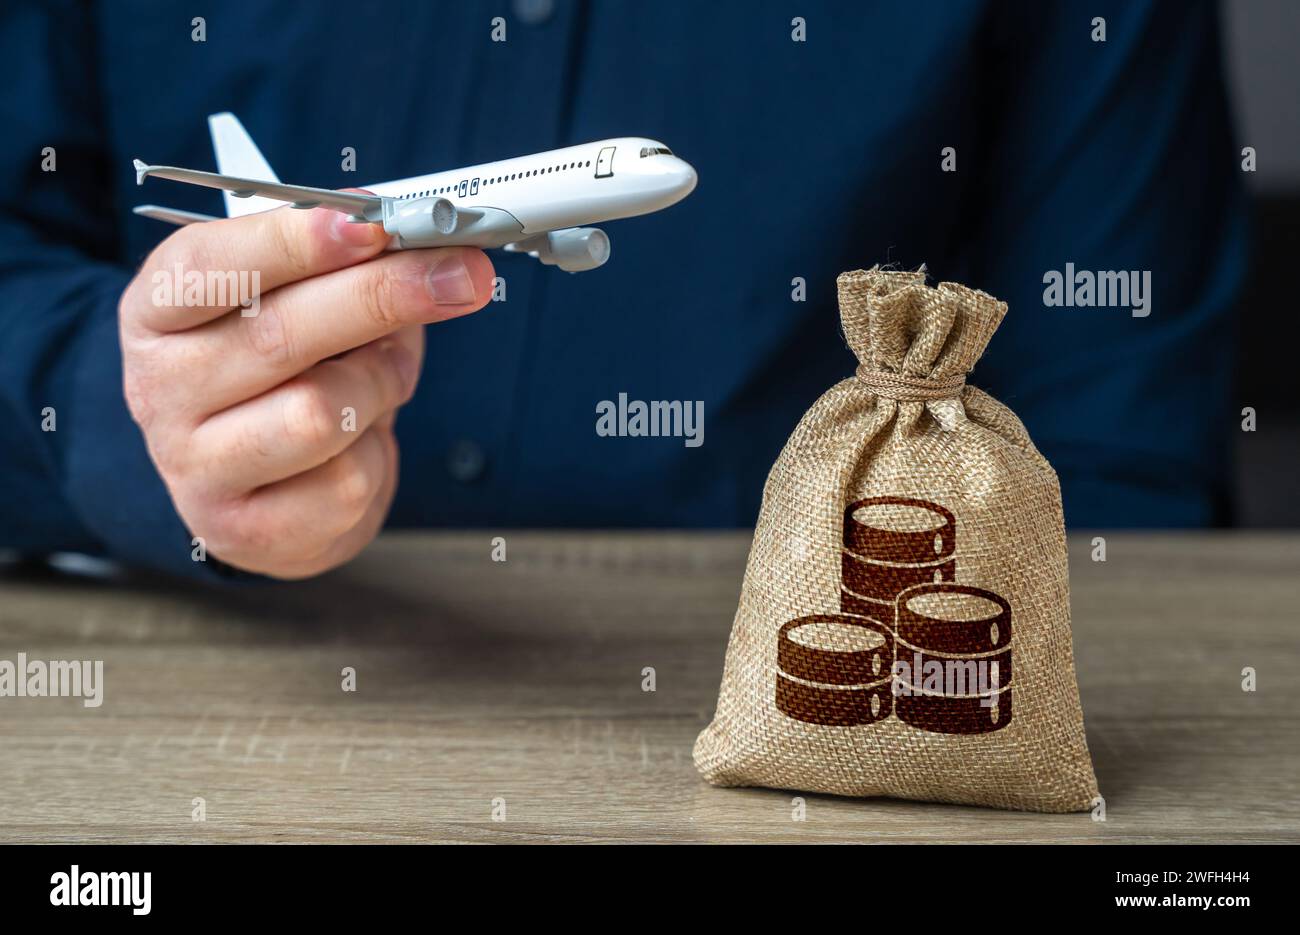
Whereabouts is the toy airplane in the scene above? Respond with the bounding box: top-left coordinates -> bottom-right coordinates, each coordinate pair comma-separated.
133,113 -> 697,272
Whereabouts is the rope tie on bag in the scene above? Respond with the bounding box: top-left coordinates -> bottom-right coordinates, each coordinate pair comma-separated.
854,366 -> 966,401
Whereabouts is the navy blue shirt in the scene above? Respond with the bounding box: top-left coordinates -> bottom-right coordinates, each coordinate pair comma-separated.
0,0 -> 1246,576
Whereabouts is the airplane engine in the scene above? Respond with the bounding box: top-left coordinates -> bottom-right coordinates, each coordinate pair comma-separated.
541,227 -> 611,272
386,196 -> 458,245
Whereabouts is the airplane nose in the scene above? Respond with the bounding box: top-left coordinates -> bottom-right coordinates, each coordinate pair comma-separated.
634,153 -> 697,209
663,158 -> 697,198
679,161 -> 698,195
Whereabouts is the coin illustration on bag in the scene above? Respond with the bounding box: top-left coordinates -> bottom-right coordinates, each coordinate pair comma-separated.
775,495 -> 1012,734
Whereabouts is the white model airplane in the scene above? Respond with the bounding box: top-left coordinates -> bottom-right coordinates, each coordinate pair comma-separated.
133,113 -> 697,272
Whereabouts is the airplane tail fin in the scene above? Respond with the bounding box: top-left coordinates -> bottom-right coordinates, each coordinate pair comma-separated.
208,112 -> 282,218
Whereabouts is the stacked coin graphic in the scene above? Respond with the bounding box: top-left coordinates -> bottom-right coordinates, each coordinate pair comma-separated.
774,614 -> 894,726
892,583 -> 1012,734
840,497 -> 956,616
775,494 -> 1013,734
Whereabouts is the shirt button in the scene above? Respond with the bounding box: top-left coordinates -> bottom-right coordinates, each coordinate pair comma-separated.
513,0 -> 554,25
446,440 -> 487,483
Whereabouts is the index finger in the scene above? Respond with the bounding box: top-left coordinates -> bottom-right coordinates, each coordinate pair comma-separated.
124,193 -> 390,334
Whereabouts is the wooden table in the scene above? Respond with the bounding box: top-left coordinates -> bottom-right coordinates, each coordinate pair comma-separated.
1,532 -> 1296,843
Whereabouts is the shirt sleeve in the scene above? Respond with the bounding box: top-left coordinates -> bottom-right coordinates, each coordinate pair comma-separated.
0,3 -> 213,576
962,0 -> 1247,527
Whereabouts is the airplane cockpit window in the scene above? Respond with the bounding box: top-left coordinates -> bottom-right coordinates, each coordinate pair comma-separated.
639,146 -> 673,157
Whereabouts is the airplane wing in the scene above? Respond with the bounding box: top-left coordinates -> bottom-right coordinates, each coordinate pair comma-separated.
133,158 -> 513,251
133,204 -> 220,226
133,160 -> 385,222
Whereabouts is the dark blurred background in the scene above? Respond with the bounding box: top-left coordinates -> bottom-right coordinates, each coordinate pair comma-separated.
1225,0 -> 1300,525
0,0 -> 1293,567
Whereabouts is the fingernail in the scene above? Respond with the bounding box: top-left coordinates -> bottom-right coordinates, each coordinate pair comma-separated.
426,253 -> 476,306
329,212 -> 379,247
381,339 -> 421,396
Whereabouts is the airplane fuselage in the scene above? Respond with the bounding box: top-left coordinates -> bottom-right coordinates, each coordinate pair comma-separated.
366,137 -> 696,245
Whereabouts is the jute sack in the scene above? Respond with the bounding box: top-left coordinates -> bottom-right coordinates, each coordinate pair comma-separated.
694,267 -> 1099,812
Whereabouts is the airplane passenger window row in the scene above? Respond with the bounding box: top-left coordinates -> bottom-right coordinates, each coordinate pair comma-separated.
483,159 -> 593,187
401,159 -> 595,199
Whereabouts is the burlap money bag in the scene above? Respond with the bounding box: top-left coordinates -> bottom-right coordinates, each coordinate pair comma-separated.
694,267 -> 1099,812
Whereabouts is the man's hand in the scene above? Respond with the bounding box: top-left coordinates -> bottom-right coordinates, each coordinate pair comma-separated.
118,203 -> 495,579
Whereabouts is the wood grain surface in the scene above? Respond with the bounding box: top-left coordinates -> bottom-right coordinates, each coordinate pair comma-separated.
1,531 -> 1296,843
